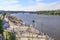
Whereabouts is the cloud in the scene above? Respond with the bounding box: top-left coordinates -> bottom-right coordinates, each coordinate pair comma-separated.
0,0 -> 18,4
19,1 -> 60,11
0,0 -> 21,10
0,0 -> 60,11
35,0 -> 43,2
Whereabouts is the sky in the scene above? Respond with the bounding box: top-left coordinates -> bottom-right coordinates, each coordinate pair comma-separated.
0,0 -> 60,11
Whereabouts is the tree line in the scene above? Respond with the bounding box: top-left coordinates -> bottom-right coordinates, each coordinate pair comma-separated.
31,10 -> 60,15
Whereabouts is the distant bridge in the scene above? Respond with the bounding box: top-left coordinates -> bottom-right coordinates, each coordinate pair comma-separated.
0,11 -> 36,14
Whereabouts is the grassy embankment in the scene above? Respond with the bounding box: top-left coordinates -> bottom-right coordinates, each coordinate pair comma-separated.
0,13 -> 17,40
5,31 -> 17,40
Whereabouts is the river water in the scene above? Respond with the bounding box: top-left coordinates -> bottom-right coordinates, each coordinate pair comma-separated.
11,13 -> 60,40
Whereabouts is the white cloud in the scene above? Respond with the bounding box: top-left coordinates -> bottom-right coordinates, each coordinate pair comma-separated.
0,0 -> 21,10
35,0 -> 43,2
21,1 -> 60,11
0,0 -> 18,4
0,0 -> 60,11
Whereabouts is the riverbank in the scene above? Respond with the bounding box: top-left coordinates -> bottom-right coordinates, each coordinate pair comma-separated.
11,13 -> 60,40
3,14 -> 54,40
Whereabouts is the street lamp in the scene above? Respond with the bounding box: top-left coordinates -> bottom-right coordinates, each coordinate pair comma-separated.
32,20 -> 35,27
32,20 -> 36,40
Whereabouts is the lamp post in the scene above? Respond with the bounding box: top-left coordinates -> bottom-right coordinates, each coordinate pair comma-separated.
32,20 -> 35,27
32,20 -> 36,40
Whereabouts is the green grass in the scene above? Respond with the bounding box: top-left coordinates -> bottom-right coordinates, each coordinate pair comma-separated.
5,31 -> 17,40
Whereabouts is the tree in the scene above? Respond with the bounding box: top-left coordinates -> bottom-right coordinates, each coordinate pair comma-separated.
3,13 -> 6,16
0,18 -> 4,35
2,12 -> 6,19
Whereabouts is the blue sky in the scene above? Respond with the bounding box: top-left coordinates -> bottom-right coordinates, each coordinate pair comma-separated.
0,0 -> 60,11
19,0 -> 58,6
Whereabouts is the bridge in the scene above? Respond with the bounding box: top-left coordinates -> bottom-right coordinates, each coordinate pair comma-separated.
0,11 -> 36,14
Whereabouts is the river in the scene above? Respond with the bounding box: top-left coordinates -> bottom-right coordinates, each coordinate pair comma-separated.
11,13 -> 60,40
